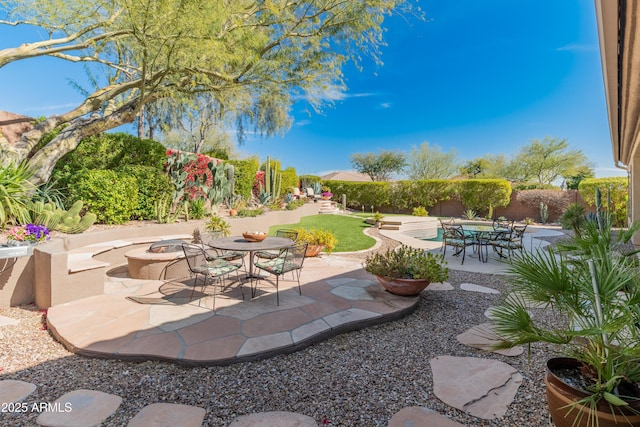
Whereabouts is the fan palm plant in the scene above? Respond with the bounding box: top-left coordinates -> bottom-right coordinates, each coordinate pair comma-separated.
489,214 -> 640,426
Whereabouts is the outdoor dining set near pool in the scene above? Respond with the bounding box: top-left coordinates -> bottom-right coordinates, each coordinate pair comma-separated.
439,218 -> 527,264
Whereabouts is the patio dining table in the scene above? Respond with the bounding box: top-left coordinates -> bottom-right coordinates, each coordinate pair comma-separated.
206,236 -> 295,282
462,224 -> 509,263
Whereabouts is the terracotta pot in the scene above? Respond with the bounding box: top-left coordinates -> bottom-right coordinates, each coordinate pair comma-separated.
229,208 -> 238,217
305,244 -> 324,257
374,276 -> 429,296
545,357 -> 640,427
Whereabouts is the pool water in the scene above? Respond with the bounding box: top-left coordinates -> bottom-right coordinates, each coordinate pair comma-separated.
421,227 -> 443,242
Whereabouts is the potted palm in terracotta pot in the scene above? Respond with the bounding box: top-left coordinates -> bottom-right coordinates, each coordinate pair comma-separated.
488,215 -> 640,427
364,245 -> 448,296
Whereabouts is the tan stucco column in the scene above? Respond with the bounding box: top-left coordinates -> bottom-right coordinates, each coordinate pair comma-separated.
630,157 -> 640,245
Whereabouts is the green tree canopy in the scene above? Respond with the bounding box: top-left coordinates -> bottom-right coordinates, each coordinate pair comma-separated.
350,150 -> 406,182
510,137 -> 594,185
0,0 -> 411,184
407,142 -> 459,180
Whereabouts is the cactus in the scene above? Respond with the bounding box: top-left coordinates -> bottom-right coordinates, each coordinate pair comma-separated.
153,194 -> 183,224
54,200 -> 97,233
26,201 -> 63,229
263,156 -> 282,201
166,150 -> 197,204
539,202 -> 548,224
206,162 -> 232,208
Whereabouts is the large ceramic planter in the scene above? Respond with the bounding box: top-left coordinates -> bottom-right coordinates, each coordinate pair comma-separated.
305,244 -> 324,257
375,276 -> 429,296
545,357 -> 640,427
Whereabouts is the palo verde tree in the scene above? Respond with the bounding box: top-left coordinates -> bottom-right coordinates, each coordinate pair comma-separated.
0,0 -> 411,185
350,150 -> 406,182
510,137 -> 593,185
407,141 -> 459,180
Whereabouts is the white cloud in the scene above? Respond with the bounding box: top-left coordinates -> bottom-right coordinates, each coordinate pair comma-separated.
556,43 -> 595,52
23,102 -> 80,113
378,102 -> 392,109
295,119 -> 311,126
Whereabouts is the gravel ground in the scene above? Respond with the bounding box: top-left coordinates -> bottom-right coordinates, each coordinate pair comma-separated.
0,227 -> 559,426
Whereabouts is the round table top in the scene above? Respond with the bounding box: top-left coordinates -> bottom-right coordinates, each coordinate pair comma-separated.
206,236 -> 294,251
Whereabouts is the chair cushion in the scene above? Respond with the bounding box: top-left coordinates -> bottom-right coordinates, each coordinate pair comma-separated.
255,258 -> 299,274
254,249 -> 281,260
193,260 -> 240,276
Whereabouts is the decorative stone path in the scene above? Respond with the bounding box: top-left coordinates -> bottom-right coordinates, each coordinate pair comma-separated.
388,407 -> 464,427
459,283 -> 501,294
456,322 -> 524,356
0,379 -> 36,404
127,403 -> 206,427
228,411 -> 319,426
430,356 -> 523,420
36,389 -> 123,426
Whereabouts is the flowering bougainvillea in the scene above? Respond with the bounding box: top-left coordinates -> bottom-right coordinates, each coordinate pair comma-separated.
166,149 -> 223,201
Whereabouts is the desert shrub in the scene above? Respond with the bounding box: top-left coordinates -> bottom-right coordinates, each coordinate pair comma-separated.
118,165 -> 173,220
280,166 -> 298,195
412,206 -> 428,216
579,177 -> 628,227
227,158 -> 259,200
68,169 -> 138,224
237,208 -> 264,217
515,189 -> 571,221
286,200 -> 304,210
559,203 -> 586,233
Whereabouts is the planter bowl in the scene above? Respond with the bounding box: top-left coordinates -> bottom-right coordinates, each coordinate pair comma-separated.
375,276 -> 429,296
545,357 -> 640,427
242,232 -> 267,242
305,244 -> 324,257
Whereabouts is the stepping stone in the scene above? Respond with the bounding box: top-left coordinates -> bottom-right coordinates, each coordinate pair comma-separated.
388,407 -> 464,426
430,356 -> 522,420
426,282 -> 454,291
0,315 -> 19,327
127,403 -> 206,427
36,389 -> 122,427
456,323 -> 523,356
228,411 -> 318,426
459,283 -> 500,294
0,380 -> 36,404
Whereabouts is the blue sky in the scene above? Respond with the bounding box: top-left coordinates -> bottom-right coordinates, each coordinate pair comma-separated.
1,0 -> 623,179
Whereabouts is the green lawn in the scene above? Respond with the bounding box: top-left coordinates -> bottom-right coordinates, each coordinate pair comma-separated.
269,214 -> 376,252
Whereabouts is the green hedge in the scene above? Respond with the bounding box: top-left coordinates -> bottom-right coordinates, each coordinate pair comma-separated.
324,179 -> 510,214
578,177 -> 628,226
68,170 -> 138,224
117,165 -> 174,220
52,133 -> 167,190
388,180 -> 453,210
227,158 -> 259,201
324,180 -> 391,210
454,179 -> 512,214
